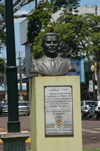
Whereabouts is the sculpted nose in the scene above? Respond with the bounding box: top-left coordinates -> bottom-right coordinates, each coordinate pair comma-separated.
51,41 -> 54,46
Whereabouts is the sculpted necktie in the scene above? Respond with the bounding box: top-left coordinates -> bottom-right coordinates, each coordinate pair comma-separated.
51,58 -> 56,69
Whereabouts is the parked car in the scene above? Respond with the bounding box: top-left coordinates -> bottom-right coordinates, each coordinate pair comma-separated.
81,100 -> 95,117
1,101 -> 30,116
88,101 -> 100,119
18,101 -> 30,116
1,102 -> 8,113
26,101 -> 30,108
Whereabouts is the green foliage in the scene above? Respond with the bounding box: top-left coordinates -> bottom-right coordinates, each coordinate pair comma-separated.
28,0 -> 80,59
0,3 -> 6,45
1,31 -> 6,44
27,2 -> 54,43
31,8 -> 82,59
83,149 -> 100,151
0,3 -> 5,18
0,58 -> 5,74
50,0 -> 80,12
21,58 -> 26,73
31,9 -> 100,62
76,14 -> 100,61
28,0 -> 80,43
32,29 -> 47,59
32,22 -> 81,59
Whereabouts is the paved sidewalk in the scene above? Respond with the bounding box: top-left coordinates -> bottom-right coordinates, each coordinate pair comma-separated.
0,128 -> 100,150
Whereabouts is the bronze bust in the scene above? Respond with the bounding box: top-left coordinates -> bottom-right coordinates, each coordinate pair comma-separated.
29,32 -> 75,76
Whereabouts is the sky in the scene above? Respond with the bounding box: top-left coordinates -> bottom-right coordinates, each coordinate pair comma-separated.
1,0 -> 100,65
0,9 -> 30,65
80,0 -> 100,6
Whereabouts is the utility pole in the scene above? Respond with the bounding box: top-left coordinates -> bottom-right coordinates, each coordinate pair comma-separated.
95,5 -> 100,100
97,62 -> 100,100
18,51 -> 23,101
95,5 -> 97,16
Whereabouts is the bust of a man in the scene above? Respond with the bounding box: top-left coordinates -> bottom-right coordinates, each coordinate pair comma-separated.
29,32 -> 75,76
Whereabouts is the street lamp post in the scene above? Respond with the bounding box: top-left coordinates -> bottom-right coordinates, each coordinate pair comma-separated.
5,0 -> 20,132
91,62 -> 100,101
0,2 -> 30,151
90,65 -> 95,100
97,62 -> 100,100
18,51 -> 23,101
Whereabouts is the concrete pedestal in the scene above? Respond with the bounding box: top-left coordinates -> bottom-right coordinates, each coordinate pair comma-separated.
30,76 -> 82,151
0,131 -> 30,151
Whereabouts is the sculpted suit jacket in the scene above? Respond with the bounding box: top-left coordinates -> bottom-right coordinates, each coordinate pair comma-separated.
29,55 -> 75,76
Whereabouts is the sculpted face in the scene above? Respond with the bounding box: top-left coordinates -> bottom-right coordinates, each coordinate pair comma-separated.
43,35 -> 58,56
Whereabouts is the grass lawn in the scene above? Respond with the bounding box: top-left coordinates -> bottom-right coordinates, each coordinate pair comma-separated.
83,149 -> 100,151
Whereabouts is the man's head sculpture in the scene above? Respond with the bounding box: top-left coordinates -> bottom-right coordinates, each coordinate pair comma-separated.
42,33 -> 58,57
29,32 -> 75,76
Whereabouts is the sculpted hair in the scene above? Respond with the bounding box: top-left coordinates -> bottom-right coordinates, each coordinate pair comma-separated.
42,33 -> 58,45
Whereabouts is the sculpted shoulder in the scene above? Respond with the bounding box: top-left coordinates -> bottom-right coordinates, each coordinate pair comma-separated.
36,56 -> 45,63
58,56 -> 75,73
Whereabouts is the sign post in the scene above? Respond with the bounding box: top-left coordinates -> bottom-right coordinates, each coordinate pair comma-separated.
89,80 -> 93,92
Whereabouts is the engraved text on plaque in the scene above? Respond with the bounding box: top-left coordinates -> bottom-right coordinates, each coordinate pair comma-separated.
45,86 -> 73,136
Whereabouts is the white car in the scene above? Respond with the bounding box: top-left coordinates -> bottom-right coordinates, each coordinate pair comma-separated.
89,101 -> 100,119
1,102 -> 8,113
81,100 -> 95,117
1,101 -> 30,116
18,101 -> 30,116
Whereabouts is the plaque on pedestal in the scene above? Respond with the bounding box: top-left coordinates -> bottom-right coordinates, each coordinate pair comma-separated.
45,86 -> 73,136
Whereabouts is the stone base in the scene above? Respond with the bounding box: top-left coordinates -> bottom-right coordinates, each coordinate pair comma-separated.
0,131 -> 30,151
30,76 -> 82,151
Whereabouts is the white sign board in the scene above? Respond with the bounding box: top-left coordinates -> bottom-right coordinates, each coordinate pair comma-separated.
45,86 -> 73,136
89,80 -> 93,92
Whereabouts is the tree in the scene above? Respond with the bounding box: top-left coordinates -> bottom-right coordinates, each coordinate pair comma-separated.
31,8 -> 100,64
0,0 -> 48,42
73,13 -> 100,64
52,0 -> 80,12
0,58 -> 5,74
27,0 -> 80,43
27,1 -> 80,58
31,7 -> 82,59
0,3 -> 6,44
21,58 -> 26,74
28,2 -> 54,43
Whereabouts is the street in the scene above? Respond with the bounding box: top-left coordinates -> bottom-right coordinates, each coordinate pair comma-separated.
0,114 -> 30,131
0,114 -> 100,150
82,117 -> 100,148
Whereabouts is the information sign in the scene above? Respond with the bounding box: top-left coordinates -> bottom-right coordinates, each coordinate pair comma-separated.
45,86 -> 73,136
89,80 -> 93,92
